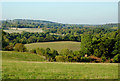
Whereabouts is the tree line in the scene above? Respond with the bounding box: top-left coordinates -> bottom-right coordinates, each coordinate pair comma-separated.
2,31 -> 81,50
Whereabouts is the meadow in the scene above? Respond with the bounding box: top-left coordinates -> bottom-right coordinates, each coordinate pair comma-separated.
2,51 -> 46,61
3,28 -> 43,33
25,41 -> 81,52
2,51 -> 118,79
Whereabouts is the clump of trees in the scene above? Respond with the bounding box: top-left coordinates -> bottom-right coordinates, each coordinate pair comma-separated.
30,47 -> 59,61
28,48 -> 91,62
80,30 -> 120,63
2,30 -> 81,50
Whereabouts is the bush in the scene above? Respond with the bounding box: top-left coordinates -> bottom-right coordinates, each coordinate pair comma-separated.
14,43 -> 27,52
101,56 -> 106,63
30,49 -> 36,54
5,45 -> 13,51
60,48 -> 73,56
36,48 -> 45,55
55,56 -> 68,62
94,49 -> 102,57
113,54 -> 120,63
81,57 -> 91,62
50,49 -> 59,61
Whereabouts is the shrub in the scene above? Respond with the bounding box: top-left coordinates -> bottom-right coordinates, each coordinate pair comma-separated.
36,48 -> 45,55
55,56 -> 68,62
113,54 -> 120,63
30,49 -> 36,54
60,48 -> 73,56
5,45 -> 13,51
101,56 -> 106,63
14,43 -> 27,52
94,49 -> 101,57
81,57 -> 91,62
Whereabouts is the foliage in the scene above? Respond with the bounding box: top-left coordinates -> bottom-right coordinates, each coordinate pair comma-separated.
113,54 -> 120,63
101,56 -> 106,63
1,19 -> 120,63
14,43 -> 27,52
30,49 -> 36,54
36,48 -> 45,55
55,56 -> 68,62
80,57 -> 91,62
80,34 -> 92,56
4,45 -> 13,51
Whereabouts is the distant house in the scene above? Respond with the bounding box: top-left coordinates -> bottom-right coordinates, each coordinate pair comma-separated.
84,54 -> 88,57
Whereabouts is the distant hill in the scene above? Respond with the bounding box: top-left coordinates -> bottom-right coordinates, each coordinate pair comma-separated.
1,19 -> 118,29
12,19 -> 57,24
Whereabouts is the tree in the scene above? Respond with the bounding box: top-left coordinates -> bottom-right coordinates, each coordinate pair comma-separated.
14,43 -> 27,52
113,54 -> 120,63
30,49 -> 36,54
94,49 -> 101,57
55,56 -> 68,62
60,48 -> 73,56
101,56 -> 106,63
36,48 -> 45,55
50,49 -> 59,61
5,45 -> 13,51
80,34 -> 92,56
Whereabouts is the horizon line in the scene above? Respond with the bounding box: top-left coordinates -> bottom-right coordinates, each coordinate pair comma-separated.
0,18 -> 118,25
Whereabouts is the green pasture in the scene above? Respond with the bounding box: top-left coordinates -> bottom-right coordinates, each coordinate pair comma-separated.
25,41 -> 81,52
2,51 -> 118,79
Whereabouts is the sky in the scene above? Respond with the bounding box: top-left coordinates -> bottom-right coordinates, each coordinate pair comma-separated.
1,1 -> 118,24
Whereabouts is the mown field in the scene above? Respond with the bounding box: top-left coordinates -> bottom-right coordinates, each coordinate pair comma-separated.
2,51 -> 118,79
25,41 -> 81,52
3,28 -> 43,33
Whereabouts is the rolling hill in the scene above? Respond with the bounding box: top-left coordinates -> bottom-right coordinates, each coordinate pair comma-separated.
25,41 -> 81,52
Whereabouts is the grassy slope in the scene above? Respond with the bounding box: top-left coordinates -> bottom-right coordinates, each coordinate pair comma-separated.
25,41 -> 81,52
2,51 -> 46,62
2,51 -> 118,79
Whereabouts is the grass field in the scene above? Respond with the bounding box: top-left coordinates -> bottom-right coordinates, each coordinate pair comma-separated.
2,51 -> 118,79
25,41 -> 81,52
4,28 -> 43,33
2,51 -> 46,61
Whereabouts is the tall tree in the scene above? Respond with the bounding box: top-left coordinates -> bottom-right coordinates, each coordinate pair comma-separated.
80,34 -> 93,56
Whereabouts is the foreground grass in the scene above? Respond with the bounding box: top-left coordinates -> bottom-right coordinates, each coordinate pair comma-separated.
2,51 -> 118,79
25,41 -> 81,52
2,61 -> 118,79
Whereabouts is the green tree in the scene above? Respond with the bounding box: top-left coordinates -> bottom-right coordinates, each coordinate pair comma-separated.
30,49 -> 36,54
113,54 -> 120,63
14,43 -> 27,52
36,48 -> 45,55
80,34 -> 93,56
55,56 -> 68,62
60,48 -> 73,56
94,49 -> 101,57
101,56 -> 106,63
